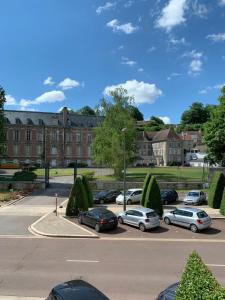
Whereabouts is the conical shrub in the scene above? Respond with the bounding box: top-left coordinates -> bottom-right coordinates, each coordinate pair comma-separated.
208,172 -> 225,208
81,175 -> 93,207
141,172 -> 151,206
176,251 -> 225,299
144,176 -> 163,217
220,191 -> 225,216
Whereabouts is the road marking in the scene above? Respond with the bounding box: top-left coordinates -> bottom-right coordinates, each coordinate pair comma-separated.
0,235 -> 43,239
100,237 -> 225,243
66,259 -> 100,263
0,297 -> 44,300
206,264 -> 225,267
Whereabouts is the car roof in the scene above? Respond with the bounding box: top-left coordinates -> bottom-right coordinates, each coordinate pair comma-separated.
127,188 -> 142,192
90,208 -> 113,214
187,190 -> 202,193
177,207 -> 205,213
127,207 -> 155,213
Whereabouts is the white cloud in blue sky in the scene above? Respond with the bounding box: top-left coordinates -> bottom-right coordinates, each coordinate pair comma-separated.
218,0 -> 225,6
159,116 -> 171,124
206,33 -> 225,42
43,76 -> 55,86
58,78 -> 80,90
19,91 -> 66,108
5,95 -> 17,106
106,19 -> 138,34
96,2 -> 116,15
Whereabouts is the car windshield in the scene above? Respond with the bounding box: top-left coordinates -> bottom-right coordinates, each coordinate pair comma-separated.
124,191 -> 133,196
197,211 -> 208,218
146,212 -> 157,218
97,191 -> 109,197
187,192 -> 199,197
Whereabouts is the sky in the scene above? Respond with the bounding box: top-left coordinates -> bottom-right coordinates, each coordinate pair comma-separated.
0,0 -> 225,124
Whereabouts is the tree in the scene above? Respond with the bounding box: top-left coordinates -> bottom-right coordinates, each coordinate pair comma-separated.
144,176 -> 163,217
76,106 -> 96,116
220,190 -> 225,216
92,87 -> 136,178
181,102 -> 210,125
0,86 -> 6,157
81,175 -> 93,207
141,172 -> 151,206
129,105 -> 144,121
204,86 -> 225,165
176,251 -> 225,299
208,171 -> 225,209
144,116 -> 165,132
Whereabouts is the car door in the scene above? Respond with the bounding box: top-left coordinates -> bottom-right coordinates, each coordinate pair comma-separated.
172,209 -> 185,225
124,210 -> 135,225
180,210 -> 193,227
131,210 -> 143,226
85,211 -> 97,227
132,190 -> 142,203
200,191 -> 205,204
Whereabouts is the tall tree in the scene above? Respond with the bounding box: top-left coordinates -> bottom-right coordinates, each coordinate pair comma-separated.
129,105 -> 144,121
204,86 -> 225,166
181,102 -> 211,125
0,87 -> 6,157
92,87 -> 136,178
144,116 -> 165,132
76,106 -> 96,116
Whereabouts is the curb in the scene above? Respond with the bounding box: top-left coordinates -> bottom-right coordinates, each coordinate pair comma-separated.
0,195 -> 27,208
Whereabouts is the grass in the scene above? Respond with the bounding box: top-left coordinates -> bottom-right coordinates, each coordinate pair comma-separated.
0,190 -> 19,202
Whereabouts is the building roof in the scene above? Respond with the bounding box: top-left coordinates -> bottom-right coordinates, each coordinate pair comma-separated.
137,128 -> 182,143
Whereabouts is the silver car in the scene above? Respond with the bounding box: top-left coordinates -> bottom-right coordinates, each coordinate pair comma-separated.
183,190 -> 207,205
163,207 -> 211,233
118,207 -> 160,232
116,189 -> 142,205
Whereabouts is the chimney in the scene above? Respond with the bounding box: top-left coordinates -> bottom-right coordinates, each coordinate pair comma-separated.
62,107 -> 69,126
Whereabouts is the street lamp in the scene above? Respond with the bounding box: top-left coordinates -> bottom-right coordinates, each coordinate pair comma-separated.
122,128 -> 127,212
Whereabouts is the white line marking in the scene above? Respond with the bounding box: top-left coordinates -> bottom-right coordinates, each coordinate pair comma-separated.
206,264 -> 225,267
66,259 -> 100,263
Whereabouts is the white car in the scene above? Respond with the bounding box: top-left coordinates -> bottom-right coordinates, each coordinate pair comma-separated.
116,189 -> 142,205
183,190 -> 207,205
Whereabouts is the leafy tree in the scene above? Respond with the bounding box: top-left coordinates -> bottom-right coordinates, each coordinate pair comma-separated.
129,105 -> 144,121
181,102 -> 211,125
204,86 -> 225,165
144,116 -> 165,132
141,172 -> 151,206
208,171 -> 225,209
220,190 -> 225,216
76,106 -> 96,116
144,176 -> 163,217
176,251 -> 225,299
0,86 -> 6,157
81,175 -> 93,207
92,87 -> 136,178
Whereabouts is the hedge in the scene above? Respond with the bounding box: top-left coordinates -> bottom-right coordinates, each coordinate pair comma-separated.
13,171 -> 37,181
81,175 -> 93,207
176,251 -> 225,299
208,172 -> 225,209
141,172 -> 151,206
220,191 -> 225,216
144,176 -> 163,217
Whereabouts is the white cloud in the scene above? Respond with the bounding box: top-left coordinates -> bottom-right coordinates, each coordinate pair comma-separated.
20,107 -> 37,111
155,0 -> 188,31
121,57 -> 137,66
182,50 -> 203,59
138,68 -> 144,72
191,0 -> 208,18
96,2 -> 116,14
19,91 -> 66,107
159,116 -> 171,124
167,72 -> 181,80
104,80 -> 162,105
207,33 -> 225,42
169,37 -> 187,45
58,78 -> 80,90
118,45 -> 124,50
218,0 -> 225,6
5,95 -> 17,105
147,46 -> 156,52
43,76 -> 55,86
124,0 -> 134,8
106,19 -> 138,34
199,83 -> 225,94
188,59 -> 202,75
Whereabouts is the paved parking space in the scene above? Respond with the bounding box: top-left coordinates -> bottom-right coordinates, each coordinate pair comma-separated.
73,219 -> 225,240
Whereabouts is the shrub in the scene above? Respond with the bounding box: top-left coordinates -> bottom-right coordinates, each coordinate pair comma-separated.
208,172 -> 225,208
66,176 -> 89,217
13,171 -> 37,181
220,191 -> 225,216
141,172 -> 151,206
80,171 -> 95,181
67,161 -> 88,168
81,175 -> 93,207
176,251 -> 225,300
144,176 -> 163,217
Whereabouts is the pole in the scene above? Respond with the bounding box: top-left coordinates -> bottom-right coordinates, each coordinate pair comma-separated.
122,128 -> 126,212
74,159 -> 77,183
55,193 -> 58,216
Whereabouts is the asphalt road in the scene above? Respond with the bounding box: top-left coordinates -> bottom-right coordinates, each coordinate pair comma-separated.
0,238 -> 225,300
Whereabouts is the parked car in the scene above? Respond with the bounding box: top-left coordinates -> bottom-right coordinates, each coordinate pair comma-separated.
94,190 -> 121,204
156,282 -> 179,300
118,207 -> 160,232
116,188 -> 142,205
183,190 -> 207,205
163,207 -> 211,233
46,279 -> 109,300
78,208 -> 118,232
160,189 -> 178,205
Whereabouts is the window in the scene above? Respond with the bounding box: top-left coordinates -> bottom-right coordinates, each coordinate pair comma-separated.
182,211 -> 193,217
133,211 -> 143,217
25,145 -> 31,156
37,145 -> 43,155
87,133 -> 92,143
77,145 -> 81,157
66,145 -> 72,156
51,146 -> 57,155
26,130 -> 31,141
14,130 -> 20,141
76,133 -> 81,142
197,211 -> 208,218
37,131 -> 44,142
126,210 -> 135,216
66,132 -> 72,142
88,146 -> 91,157
13,144 -> 19,155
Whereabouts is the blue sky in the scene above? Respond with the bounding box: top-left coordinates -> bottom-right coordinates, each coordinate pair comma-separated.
1,0 -> 225,124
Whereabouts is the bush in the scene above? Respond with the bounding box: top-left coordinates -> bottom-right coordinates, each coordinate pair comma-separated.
81,175 -> 93,207
66,176 -> 89,217
141,172 -> 151,206
220,191 -> 225,216
176,251 -> 225,299
144,176 -> 163,217
80,171 -> 95,181
208,172 -> 225,208
67,161 -> 88,168
13,171 -> 37,181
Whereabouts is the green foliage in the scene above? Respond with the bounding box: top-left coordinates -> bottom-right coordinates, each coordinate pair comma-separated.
0,86 -> 6,156
13,171 -> 37,181
66,176 -> 89,216
144,116 -> 165,132
175,251 -> 225,300
67,161 -> 88,168
144,176 -> 163,217
129,105 -> 143,121
81,175 -> 93,207
208,171 -> 225,209
76,106 -> 96,116
175,123 -> 202,133
204,86 -> 225,166
181,102 -> 212,125
80,170 -> 95,181
141,172 -> 151,206
92,87 -> 136,179
220,190 -> 225,216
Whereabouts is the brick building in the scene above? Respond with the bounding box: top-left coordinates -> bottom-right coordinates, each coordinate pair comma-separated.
2,107 -> 103,167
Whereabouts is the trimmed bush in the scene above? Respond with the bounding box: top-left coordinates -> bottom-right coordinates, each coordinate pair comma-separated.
13,171 -> 37,181
208,172 -> 225,208
66,176 -> 89,216
141,172 -> 151,206
68,161 -> 88,168
144,176 -> 163,217
220,191 -> 225,216
81,175 -> 93,207
176,251 -> 225,299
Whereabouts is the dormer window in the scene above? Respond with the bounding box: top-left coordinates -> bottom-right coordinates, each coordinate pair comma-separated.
27,118 -> 33,125
16,118 -> 21,125
38,119 -> 44,126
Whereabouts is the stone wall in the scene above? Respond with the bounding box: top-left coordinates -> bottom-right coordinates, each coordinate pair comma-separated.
0,180 -> 45,190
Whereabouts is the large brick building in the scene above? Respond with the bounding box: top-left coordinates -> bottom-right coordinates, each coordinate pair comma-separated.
2,107 -> 103,167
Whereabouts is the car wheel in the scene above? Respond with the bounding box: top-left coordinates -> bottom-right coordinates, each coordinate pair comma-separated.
95,224 -> 101,232
118,217 -> 124,224
139,223 -> 146,232
164,217 -> 171,225
127,200 -> 132,205
190,224 -> 198,233
78,216 -> 83,224
100,199 -> 104,204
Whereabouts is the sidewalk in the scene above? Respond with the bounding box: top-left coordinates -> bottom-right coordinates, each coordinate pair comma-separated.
30,202 -> 225,238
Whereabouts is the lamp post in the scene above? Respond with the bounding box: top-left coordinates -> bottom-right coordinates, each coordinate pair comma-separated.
122,128 -> 127,212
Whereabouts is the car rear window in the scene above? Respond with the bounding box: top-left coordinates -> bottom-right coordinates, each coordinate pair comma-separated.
197,211 -> 208,218
146,212 -> 158,218
188,192 -> 199,197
